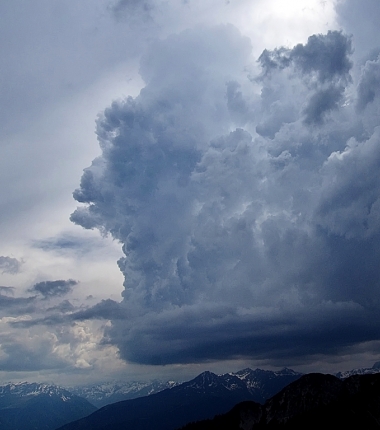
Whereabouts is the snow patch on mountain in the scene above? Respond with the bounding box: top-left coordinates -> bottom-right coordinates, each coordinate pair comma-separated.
70,379 -> 180,407
0,382 -> 75,400
335,363 -> 380,379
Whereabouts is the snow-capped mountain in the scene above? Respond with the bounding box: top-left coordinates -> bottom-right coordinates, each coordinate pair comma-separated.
335,361 -> 380,379
57,369 -> 305,430
58,370 -> 260,430
70,368 -> 303,408
0,381 -> 75,400
70,379 -> 179,407
231,367 -> 303,402
0,382 -> 96,430
176,370 -> 251,397
177,368 -> 304,404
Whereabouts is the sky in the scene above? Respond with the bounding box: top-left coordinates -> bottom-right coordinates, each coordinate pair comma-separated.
1,0 -> 380,387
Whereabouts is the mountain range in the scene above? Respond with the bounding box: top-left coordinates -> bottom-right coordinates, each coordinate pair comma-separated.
334,360 -> 380,378
57,364 -> 380,430
70,379 -> 179,408
0,382 -> 96,430
70,367 -> 302,408
54,368 -> 313,430
179,372 -> 380,429
57,370 -> 285,430
67,361 -> 380,408
1,363 -> 380,430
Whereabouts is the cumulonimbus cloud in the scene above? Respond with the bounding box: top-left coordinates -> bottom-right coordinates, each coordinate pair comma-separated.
71,24 -> 380,366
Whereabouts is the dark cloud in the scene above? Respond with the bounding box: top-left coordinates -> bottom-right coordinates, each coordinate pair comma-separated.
10,314 -> 66,329
47,300 -> 76,313
10,299 -> 122,328
109,0 -> 154,21
316,128 -> 380,240
257,30 -> 352,129
73,299 -> 125,321
0,293 -> 35,311
0,256 -> 21,274
0,288 -> 36,318
356,55 -> 380,111
303,85 -> 345,124
290,31 -> 353,83
71,25 -> 380,367
33,233 -> 104,254
29,279 -> 78,298
112,0 -> 153,10
107,302 -> 379,365
0,286 -> 15,295
258,31 -> 352,83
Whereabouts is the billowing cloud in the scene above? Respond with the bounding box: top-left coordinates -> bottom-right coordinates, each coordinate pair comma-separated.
257,30 -> 352,128
71,23 -> 380,368
0,318 -> 116,373
0,256 -> 21,274
259,31 -> 352,82
29,279 -> 78,298
356,55 -> 380,111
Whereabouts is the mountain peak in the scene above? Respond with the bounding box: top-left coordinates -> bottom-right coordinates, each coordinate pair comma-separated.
275,367 -> 302,376
0,382 -> 97,430
185,371 -> 220,390
0,382 -> 74,399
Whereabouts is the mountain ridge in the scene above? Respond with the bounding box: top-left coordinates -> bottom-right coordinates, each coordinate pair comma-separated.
1,363 -> 379,430
56,368 -> 303,430
69,379 -> 179,408
179,372 -> 380,429
0,382 -> 96,430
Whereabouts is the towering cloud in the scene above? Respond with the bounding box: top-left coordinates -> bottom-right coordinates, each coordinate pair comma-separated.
71,24 -> 380,366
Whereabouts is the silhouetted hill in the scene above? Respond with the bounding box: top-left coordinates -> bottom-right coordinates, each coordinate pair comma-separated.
57,371 -> 247,430
232,367 -> 302,403
179,372 -> 380,429
57,369 -> 298,430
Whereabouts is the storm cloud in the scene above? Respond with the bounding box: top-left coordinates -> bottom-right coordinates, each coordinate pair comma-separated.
71,21 -> 380,368
0,293 -> 35,313
29,279 -> 78,298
